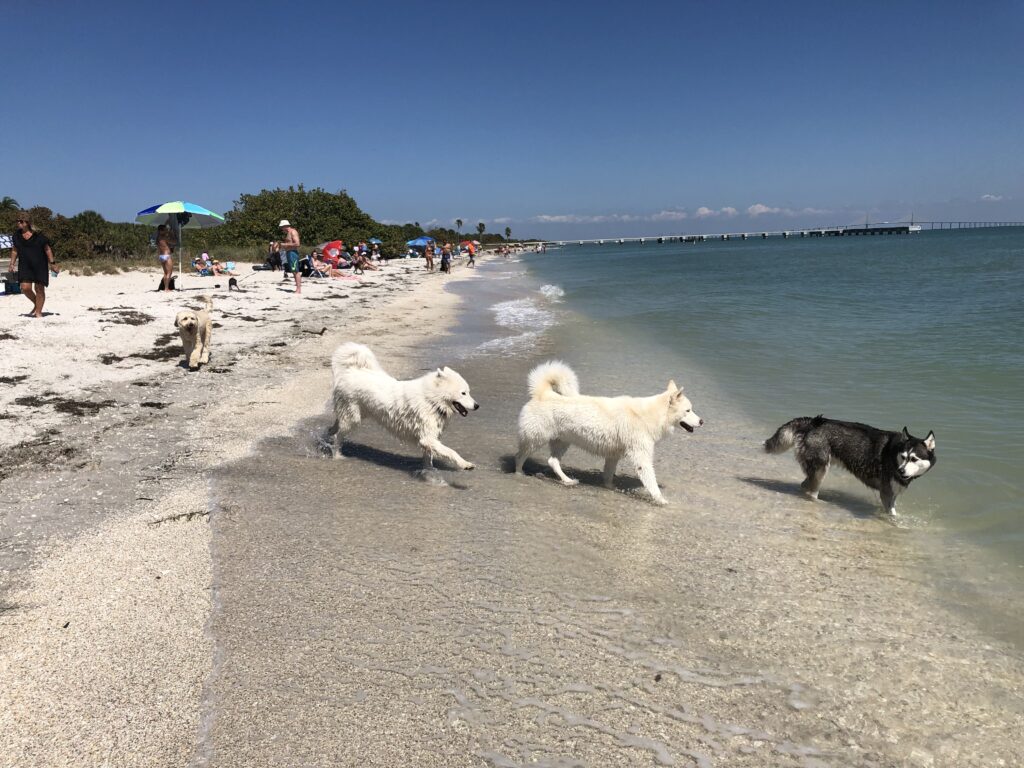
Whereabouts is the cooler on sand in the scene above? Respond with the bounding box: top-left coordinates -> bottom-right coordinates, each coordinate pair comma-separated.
2,271 -> 20,295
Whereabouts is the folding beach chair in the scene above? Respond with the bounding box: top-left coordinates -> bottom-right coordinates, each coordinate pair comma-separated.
305,254 -> 328,278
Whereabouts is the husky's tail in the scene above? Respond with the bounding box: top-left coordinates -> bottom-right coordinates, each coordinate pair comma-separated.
331,342 -> 383,378
198,295 -> 213,311
527,361 -> 580,400
764,415 -> 823,454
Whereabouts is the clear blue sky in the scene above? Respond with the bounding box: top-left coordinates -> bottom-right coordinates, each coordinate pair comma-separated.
6,0 -> 1022,238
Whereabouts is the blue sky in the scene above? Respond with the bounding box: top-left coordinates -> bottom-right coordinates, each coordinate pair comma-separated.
6,0 -> 1023,238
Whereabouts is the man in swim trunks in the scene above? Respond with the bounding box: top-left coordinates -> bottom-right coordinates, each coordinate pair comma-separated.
156,223 -> 176,291
8,212 -> 57,318
275,219 -> 302,294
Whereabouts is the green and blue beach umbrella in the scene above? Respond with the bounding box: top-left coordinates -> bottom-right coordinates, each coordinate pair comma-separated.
136,201 -> 226,281
135,200 -> 226,229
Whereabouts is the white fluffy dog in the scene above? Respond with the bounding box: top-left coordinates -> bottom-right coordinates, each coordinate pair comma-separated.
174,295 -> 213,371
515,361 -> 704,505
329,342 -> 479,469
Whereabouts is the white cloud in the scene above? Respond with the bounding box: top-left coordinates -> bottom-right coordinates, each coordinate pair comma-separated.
721,207 -> 738,217
532,213 -> 643,224
650,209 -> 688,221
492,216 -> 512,224
748,203 -> 831,218
747,203 -> 781,217
694,206 -> 717,218
981,194 -> 1004,202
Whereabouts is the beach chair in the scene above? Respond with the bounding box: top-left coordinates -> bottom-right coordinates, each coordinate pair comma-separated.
192,259 -> 213,276
306,254 -> 328,278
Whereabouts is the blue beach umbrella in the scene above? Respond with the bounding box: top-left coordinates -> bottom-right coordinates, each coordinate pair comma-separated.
406,236 -> 434,247
368,237 -> 383,244
136,201 -> 226,279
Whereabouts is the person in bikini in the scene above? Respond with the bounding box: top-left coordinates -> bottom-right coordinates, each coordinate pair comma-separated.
156,223 -> 176,291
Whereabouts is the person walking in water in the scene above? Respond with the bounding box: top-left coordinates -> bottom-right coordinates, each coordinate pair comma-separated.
8,212 -> 58,318
276,219 -> 302,294
156,223 -> 176,291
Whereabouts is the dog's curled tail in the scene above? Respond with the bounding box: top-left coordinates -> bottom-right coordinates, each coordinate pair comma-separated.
527,360 -> 580,400
331,342 -> 383,377
764,415 -> 821,454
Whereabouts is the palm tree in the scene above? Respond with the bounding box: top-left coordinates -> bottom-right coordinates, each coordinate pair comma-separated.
455,218 -> 463,238
0,196 -> 20,211
504,226 -> 511,241
476,221 -> 485,239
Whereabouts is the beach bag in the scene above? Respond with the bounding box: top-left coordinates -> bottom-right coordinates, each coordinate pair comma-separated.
154,276 -> 177,291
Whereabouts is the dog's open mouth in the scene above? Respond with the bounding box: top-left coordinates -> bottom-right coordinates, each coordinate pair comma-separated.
453,402 -> 469,417
680,422 -> 695,433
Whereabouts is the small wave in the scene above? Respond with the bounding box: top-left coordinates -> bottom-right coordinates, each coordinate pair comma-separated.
473,331 -> 542,356
538,284 -> 565,301
491,298 -> 556,331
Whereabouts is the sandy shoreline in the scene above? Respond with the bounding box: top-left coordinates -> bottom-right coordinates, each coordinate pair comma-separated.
3,256 -> 1024,767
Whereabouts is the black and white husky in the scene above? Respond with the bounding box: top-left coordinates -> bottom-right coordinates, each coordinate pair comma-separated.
764,415 -> 936,515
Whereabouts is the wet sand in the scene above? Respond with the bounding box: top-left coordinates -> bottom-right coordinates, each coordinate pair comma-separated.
3,257 -> 1023,767
198,260 -> 1024,767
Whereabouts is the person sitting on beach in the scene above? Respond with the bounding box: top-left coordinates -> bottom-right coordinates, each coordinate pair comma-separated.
193,254 -> 213,275
211,259 -> 237,276
350,250 -> 379,275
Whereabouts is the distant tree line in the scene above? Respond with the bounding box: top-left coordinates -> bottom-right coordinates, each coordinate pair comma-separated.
0,188 -> 523,263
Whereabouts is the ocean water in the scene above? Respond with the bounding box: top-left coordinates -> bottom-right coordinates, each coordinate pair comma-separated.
495,229 -> 1024,564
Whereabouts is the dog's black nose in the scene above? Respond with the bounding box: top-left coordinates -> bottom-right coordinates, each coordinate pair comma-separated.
473,402 -> 480,410
699,418 -> 704,426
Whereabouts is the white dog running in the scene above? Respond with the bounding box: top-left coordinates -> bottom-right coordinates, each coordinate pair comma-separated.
515,361 -> 704,504
329,342 -> 479,469
174,295 -> 213,371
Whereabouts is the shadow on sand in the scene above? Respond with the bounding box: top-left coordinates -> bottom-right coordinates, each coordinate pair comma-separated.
738,475 -> 881,519
500,455 -> 646,493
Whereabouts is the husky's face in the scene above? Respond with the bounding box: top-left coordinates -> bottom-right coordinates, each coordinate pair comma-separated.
666,380 -> 704,433
435,367 -> 479,417
896,428 -> 936,481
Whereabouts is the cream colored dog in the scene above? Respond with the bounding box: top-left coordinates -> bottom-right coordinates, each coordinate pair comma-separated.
329,342 -> 479,469
174,295 -> 213,370
515,361 -> 704,505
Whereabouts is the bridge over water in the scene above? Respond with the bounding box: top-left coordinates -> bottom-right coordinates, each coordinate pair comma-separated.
546,221 -> 1024,246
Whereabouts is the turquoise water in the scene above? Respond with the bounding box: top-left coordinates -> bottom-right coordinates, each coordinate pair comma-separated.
515,228 -> 1024,562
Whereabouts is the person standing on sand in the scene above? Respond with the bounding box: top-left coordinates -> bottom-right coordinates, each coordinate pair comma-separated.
276,219 -> 302,294
156,223 -> 176,291
8,212 -> 58,318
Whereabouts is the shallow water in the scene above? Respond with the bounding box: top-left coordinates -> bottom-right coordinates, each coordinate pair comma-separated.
198,255 -> 1024,766
516,230 -> 1024,563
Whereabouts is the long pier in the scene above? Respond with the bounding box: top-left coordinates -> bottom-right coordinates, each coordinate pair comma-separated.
546,221 -> 1023,246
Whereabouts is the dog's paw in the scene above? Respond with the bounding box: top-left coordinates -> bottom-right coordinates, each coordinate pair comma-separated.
561,478 -> 580,487
460,462 -> 475,471
651,495 -> 669,506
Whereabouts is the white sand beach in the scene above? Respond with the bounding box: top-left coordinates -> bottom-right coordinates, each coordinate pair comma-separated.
0,260 -> 473,766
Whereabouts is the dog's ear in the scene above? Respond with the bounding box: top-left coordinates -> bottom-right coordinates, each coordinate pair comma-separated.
666,379 -> 678,393
924,431 -> 936,451
174,317 -> 180,328
901,427 -> 911,440
436,368 -> 445,378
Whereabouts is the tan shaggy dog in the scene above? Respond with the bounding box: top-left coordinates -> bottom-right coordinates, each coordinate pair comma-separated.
174,295 -> 213,370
